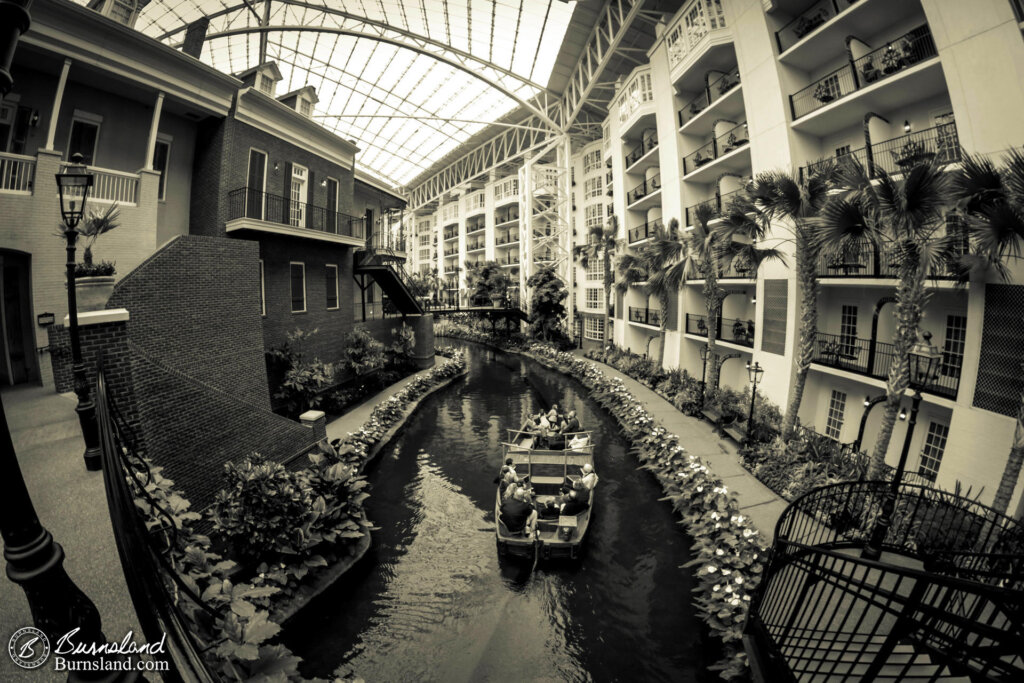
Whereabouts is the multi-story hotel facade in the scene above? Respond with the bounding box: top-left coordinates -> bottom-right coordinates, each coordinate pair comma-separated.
410,0 -> 1024,515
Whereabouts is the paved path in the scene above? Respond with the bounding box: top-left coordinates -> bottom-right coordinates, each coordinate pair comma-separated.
570,350 -> 788,539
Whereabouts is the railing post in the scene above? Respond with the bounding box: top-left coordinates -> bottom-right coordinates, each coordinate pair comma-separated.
860,578 -> 928,681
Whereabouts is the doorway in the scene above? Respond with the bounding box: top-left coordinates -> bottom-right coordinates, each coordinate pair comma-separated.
0,251 -> 37,385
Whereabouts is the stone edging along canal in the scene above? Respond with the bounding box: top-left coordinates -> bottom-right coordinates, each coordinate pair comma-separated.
278,357 -> 470,625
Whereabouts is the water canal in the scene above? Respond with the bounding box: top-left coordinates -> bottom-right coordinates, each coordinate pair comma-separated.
285,341 -> 708,682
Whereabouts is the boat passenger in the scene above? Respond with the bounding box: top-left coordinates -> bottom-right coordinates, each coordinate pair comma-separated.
559,489 -> 589,517
538,500 -> 560,519
546,404 -> 560,424
500,488 -> 537,536
503,473 -> 521,500
579,463 -> 599,492
563,411 -> 581,433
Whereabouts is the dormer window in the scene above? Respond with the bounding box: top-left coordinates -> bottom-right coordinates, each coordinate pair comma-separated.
88,0 -> 139,27
299,98 -> 312,117
258,73 -> 275,96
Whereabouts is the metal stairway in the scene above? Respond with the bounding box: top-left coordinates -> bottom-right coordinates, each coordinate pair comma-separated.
354,237 -> 424,315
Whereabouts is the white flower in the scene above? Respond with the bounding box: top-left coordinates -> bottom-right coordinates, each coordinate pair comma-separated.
706,565 -> 717,573
735,577 -> 743,584
721,568 -> 731,576
715,548 -> 724,556
730,599 -> 740,606
712,585 -> 720,592
696,486 -> 703,492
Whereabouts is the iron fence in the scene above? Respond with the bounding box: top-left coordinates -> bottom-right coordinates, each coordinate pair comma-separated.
775,0 -> 861,52
677,68 -> 742,128
682,139 -> 717,175
628,217 -> 663,244
626,174 -> 661,205
625,131 -> 659,168
629,306 -> 662,327
227,187 -> 364,238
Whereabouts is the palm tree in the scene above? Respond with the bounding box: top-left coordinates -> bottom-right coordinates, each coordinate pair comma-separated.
814,158 -> 956,478
735,164 -> 836,439
575,215 -> 619,344
951,149 -> 1024,514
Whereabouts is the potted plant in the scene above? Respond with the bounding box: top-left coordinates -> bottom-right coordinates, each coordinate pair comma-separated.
732,319 -> 748,342
860,58 -> 880,84
881,44 -> 903,74
813,81 -> 835,104
63,204 -> 120,312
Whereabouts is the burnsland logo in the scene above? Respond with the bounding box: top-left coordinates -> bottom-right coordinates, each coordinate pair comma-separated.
8,627 -> 51,669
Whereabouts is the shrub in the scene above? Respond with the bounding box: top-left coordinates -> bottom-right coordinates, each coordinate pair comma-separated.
74,260 -> 116,277
341,326 -> 386,376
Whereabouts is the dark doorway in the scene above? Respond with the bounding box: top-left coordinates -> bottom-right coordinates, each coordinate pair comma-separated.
0,251 -> 37,385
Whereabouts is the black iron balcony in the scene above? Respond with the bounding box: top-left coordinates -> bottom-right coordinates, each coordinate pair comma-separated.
812,331 -> 959,399
677,68 -> 742,128
627,174 -> 661,205
466,240 -> 485,252
684,189 -> 743,227
227,187 -> 364,239
685,314 -> 754,347
496,231 -> 519,245
628,217 -> 663,244
775,0 -> 861,53
629,306 -> 662,327
625,133 -> 659,169
814,229 -> 966,280
443,225 -> 458,240
466,217 -> 486,234
745,480 -> 1024,683
497,254 -> 520,265
495,206 -> 520,225
682,122 -> 749,175
801,122 -> 962,182
790,25 -> 938,119
444,245 -> 459,256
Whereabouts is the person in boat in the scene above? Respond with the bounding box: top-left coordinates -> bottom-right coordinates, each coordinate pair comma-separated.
546,404 -> 561,424
562,410 -> 581,434
579,463 -> 599,492
503,472 -> 522,500
538,499 -> 561,520
559,489 -> 589,517
500,488 -> 537,536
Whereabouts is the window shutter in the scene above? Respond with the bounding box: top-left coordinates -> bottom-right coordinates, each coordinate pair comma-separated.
306,169 -> 315,229
761,279 -> 788,355
282,161 -> 292,225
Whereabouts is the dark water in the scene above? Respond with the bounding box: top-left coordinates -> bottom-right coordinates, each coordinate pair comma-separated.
284,342 -> 706,682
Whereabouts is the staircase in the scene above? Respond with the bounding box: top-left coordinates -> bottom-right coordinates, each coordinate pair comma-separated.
744,481 -> 1024,683
355,236 -> 424,315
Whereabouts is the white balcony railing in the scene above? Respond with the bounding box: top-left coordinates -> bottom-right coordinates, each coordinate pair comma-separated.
464,190 -> 485,213
494,176 -> 519,202
617,68 -> 654,124
666,0 -> 728,70
0,152 -> 36,193
59,163 -> 139,205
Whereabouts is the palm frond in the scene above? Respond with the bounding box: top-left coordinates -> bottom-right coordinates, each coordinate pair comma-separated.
1001,147 -> 1024,206
812,197 -> 879,251
953,152 -> 1003,212
969,202 -> 1024,264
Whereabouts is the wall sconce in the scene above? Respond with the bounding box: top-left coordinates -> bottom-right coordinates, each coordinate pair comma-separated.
899,407 -> 907,421
864,395 -> 871,407
29,109 -> 40,127
903,120 -> 911,134
273,162 -> 280,172
320,179 -> 327,188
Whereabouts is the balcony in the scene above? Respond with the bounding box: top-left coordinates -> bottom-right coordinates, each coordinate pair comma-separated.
677,68 -> 742,131
682,121 -> 749,180
628,217 -> 663,244
776,0 -> 860,53
801,122 -> 962,183
624,133 -> 659,173
443,245 -> 459,257
626,174 -> 661,210
225,187 -> 364,245
811,331 -> 959,399
495,231 -> 519,246
814,233 -> 966,281
466,240 -> 485,253
0,152 -> 35,193
617,67 -> 655,137
497,254 -> 520,266
466,217 -> 486,234
745,480 -> 1024,683
495,205 -> 520,227
443,225 -> 458,240
684,188 -> 742,228
665,0 -> 731,83
790,25 -> 938,121
629,306 -> 662,328
685,314 -> 755,348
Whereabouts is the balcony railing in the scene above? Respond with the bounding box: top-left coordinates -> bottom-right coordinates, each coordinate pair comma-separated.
682,122 -> 748,175
617,68 -> 653,124
801,122 -> 962,182
466,240 -> 484,252
443,225 -> 458,240
812,331 -> 960,399
0,152 -> 35,192
495,206 -> 520,225
775,0 -> 860,53
677,68 -> 742,128
369,229 -> 405,254
61,163 -> 140,204
629,306 -> 662,327
443,245 -> 459,256
628,217 -> 663,244
497,254 -> 520,265
814,231 -> 965,280
626,174 -> 661,205
625,132 -> 659,168
790,25 -> 937,119
496,231 -> 519,245
746,480 -> 1024,683
685,314 -> 755,347
466,218 -> 485,234
227,187 -> 364,238
684,188 -> 743,227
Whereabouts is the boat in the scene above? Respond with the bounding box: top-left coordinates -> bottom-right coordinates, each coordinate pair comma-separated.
494,427 -> 595,561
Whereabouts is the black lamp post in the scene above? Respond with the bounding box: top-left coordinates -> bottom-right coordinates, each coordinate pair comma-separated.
746,361 -> 764,443
56,153 -> 102,471
699,345 -> 710,403
863,330 -> 942,560
854,394 -> 886,453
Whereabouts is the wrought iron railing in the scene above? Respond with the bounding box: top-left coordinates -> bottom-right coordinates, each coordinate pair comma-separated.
677,68 -> 742,128
369,228 -> 405,254
443,225 -> 458,240
495,205 -> 520,225
684,188 -> 743,227
628,217 -> 663,244
625,132 -> 659,168
791,25 -> 938,119
466,216 -> 486,234
626,174 -> 661,205
685,314 -> 754,347
497,254 -> 520,265
95,366 -> 219,681
227,187 -> 364,238
775,0 -> 861,52
802,124 -> 962,183
496,231 -> 519,245
0,152 -> 35,192
814,233 -> 965,280
466,239 -> 485,252
629,306 -> 662,327
747,480 -> 1024,682
444,244 -> 458,256
683,140 -> 717,175
812,331 -> 960,399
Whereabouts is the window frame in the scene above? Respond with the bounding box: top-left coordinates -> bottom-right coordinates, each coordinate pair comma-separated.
247,147 -> 268,220
325,264 -> 339,310
825,389 -> 847,441
290,163 -> 308,227
584,316 -> 605,341
257,73 -> 275,95
68,110 -> 103,166
153,134 -> 172,202
289,261 -> 306,313
918,421 -> 950,482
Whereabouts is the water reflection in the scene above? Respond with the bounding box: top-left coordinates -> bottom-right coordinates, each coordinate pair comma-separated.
284,342 -> 704,682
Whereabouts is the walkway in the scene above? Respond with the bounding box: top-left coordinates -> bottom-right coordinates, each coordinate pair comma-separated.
570,351 -> 789,539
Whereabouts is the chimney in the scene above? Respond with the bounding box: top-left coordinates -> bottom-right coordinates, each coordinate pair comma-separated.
182,17 -> 210,59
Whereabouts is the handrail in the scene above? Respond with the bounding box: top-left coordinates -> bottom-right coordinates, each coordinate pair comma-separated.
775,0 -> 848,53
677,67 -> 742,128
0,152 -> 35,192
95,364 -> 218,681
625,132 -> 659,168
628,217 -> 663,243
227,187 -> 364,239
626,174 -> 661,205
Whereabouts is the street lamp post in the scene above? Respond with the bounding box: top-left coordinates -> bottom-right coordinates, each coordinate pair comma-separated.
862,331 -> 942,560
854,394 -> 886,453
746,361 -> 764,443
699,345 -> 710,404
56,153 -> 101,471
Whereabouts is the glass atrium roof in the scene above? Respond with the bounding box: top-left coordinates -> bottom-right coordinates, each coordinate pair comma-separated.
110,0 -> 578,189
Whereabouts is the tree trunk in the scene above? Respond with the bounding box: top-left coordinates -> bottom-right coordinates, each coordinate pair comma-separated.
782,229 -> 819,439
657,292 -> 669,366
869,256 -> 928,479
991,381 -> 1024,514
704,272 -> 722,398
603,248 -> 611,345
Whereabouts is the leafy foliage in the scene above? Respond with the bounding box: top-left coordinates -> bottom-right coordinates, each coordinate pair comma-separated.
526,266 -> 568,343
464,260 -> 511,304
340,326 -> 387,377
74,260 -> 117,277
